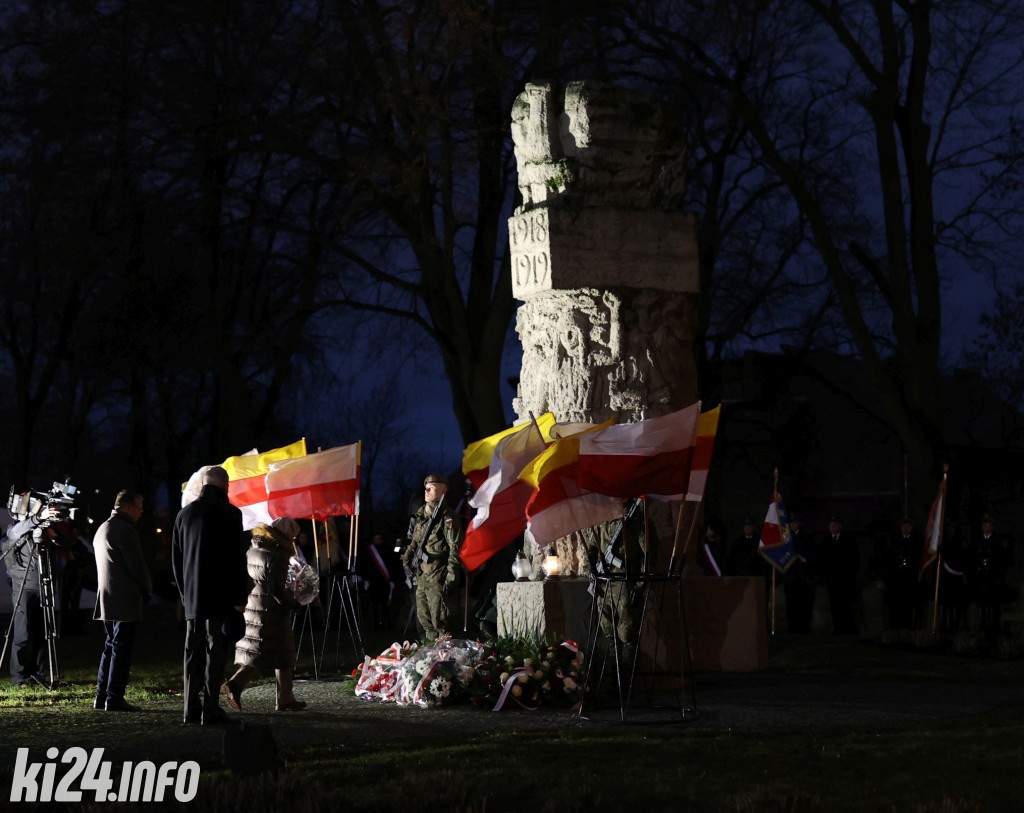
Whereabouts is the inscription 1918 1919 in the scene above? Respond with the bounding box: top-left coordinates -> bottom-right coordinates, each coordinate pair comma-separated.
510,209 -> 551,291
513,250 -> 550,289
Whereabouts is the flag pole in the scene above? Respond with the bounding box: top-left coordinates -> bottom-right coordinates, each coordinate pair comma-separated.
669,498 -> 703,576
682,499 -> 704,558
621,502 -> 630,573
528,411 -> 546,445
770,468 -> 780,637
348,515 -> 355,573
354,512 -> 360,562
353,513 -> 360,591
668,500 -> 687,575
930,465 -> 949,635
352,439 -> 362,570
669,405 -> 709,574
312,520 -> 321,575
641,497 -> 650,575
682,499 -> 703,558
311,444 -> 324,575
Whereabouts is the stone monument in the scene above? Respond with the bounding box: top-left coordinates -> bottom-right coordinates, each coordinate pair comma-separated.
500,82 -> 768,673
510,80 -> 700,425
509,80 -> 700,576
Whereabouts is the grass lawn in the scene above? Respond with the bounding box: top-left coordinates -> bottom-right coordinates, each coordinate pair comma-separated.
1,603 -> 1021,812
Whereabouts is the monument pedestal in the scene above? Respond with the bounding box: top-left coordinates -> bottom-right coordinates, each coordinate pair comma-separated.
496,576 -> 767,672
496,579 -> 592,643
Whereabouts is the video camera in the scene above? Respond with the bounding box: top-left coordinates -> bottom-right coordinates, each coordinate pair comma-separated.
7,481 -> 80,527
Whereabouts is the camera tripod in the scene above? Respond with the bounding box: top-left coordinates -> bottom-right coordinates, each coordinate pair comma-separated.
1,527 -> 63,689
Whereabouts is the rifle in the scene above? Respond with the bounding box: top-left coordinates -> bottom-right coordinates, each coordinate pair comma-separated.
588,498 -> 643,596
593,497 -> 642,575
403,493 -> 447,589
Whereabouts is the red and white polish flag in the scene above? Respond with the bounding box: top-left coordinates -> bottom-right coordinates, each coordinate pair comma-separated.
266,443 -> 360,521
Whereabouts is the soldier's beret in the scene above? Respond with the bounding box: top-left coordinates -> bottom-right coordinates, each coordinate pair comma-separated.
424,474 -> 449,487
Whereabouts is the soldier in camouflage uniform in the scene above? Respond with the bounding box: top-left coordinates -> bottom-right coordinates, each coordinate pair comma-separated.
582,499 -> 649,667
400,474 -> 464,641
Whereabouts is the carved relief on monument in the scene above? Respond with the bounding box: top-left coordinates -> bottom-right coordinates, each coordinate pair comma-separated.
510,81 -> 689,212
513,286 -> 699,425
560,80 -> 689,210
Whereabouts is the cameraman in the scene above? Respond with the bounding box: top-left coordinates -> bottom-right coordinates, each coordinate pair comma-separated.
3,506 -> 60,686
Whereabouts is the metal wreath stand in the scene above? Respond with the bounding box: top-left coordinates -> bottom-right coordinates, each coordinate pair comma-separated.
577,500 -> 699,724
293,517 -> 364,680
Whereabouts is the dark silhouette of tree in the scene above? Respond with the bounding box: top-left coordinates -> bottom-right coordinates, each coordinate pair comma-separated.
0,1 -> 355,499
292,0 -> 624,444
626,0 -> 1024,512
965,283 -> 1024,410
3,0 -> 1020,531
0,0 -> 623,500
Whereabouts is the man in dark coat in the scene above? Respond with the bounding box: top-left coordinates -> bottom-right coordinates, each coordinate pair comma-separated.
171,466 -> 248,725
726,518 -> 764,578
782,514 -> 817,633
92,490 -> 152,712
882,518 -> 923,631
968,514 -> 1013,641
358,532 -> 398,631
699,521 -> 728,577
818,516 -> 861,634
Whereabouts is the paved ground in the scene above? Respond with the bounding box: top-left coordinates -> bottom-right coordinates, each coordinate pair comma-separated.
3,632 -> 1022,771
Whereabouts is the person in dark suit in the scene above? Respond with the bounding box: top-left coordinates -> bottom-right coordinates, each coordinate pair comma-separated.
967,514 -> 1013,641
171,466 -> 248,725
358,532 -> 399,631
782,514 -> 817,633
883,518 -> 923,631
699,520 -> 728,577
92,490 -> 152,712
726,518 -> 763,578
818,516 -> 861,634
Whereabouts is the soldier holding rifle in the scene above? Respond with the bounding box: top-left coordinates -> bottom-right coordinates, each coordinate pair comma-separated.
400,474 -> 464,641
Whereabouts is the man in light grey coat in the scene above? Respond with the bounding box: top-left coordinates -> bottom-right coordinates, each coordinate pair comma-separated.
92,490 -> 152,711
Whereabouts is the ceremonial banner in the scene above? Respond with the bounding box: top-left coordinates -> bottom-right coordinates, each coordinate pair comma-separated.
758,486 -> 796,573
920,474 -> 947,580
648,404 -> 721,501
686,405 -> 721,501
266,442 -> 360,521
576,403 -> 701,499
462,414 -> 556,491
182,438 -> 307,530
460,419 -> 552,572
519,419 -> 623,548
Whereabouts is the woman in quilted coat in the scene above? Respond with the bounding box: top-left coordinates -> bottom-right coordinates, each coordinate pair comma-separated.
221,516 -> 306,711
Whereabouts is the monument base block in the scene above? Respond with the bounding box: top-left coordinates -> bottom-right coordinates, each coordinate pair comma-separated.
496,577 -> 767,672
